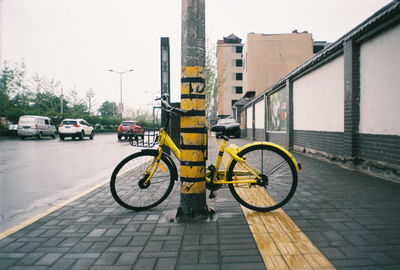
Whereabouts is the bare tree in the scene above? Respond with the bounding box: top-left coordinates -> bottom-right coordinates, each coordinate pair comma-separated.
205,42 -> 223,124
85,87 -> 96,115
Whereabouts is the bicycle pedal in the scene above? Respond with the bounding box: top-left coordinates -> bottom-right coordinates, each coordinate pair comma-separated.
209,191 -> 217,199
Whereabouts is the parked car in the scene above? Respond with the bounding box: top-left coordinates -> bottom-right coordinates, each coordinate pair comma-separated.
58,118 -> 94,140
211,118 -> 241,138
117,120 -> 144,140
17,115 -> 57,139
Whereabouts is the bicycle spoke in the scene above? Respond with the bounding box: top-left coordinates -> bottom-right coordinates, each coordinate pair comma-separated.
228,145 -> 297,212
110,152 -> 174,210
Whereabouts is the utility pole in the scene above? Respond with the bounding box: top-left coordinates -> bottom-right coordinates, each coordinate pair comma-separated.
178,0 -> 208,218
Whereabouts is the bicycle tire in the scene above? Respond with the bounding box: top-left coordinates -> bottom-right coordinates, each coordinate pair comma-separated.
227,144 -> 298,212
110,150 -> 175,211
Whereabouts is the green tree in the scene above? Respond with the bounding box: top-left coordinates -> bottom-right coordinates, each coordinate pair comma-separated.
98,101 -> 118,117
0,61 -> 28,118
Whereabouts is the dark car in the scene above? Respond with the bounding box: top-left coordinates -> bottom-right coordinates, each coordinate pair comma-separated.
117,120 -> 144,140
211,118 -> 241,138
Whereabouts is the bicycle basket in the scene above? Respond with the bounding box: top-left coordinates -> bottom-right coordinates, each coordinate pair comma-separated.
128,128 -> 159,148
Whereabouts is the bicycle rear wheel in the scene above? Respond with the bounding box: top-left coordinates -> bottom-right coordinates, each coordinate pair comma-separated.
110,150 -> 175,211
227,144 -> 297,212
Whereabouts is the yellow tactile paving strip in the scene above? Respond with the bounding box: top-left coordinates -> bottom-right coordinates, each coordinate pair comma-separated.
240,200 -> 336,270
216,138 -> 336,270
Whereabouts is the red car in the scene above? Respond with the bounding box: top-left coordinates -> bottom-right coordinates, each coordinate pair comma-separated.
117,120 -> 144,140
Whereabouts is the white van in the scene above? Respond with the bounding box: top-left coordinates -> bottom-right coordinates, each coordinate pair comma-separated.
17,115 -> 57,139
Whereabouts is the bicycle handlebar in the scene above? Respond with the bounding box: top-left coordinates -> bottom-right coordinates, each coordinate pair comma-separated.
156,94 -> 190,116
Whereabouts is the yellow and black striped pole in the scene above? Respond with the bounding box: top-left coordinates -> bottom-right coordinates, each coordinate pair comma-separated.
178,0 -> 208,217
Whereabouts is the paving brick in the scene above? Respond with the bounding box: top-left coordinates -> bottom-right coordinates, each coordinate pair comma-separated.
133,257 -> 156,270
163,240 -> 181,251
129,236 -> 149,246
47,258 -> 76,270
339,246 -> 367,259
94,252 -> 120,265
110,236 -> 131,247
87,228 -> 106,238
0,259 -> 18,270
178,251 -> 199,264
104,228 -> 122,237
200,235 -> 218,245
222,255 -> 263,263
139,224 -> 156,232
154,257 -> 177,270
199,250 -> 219,264
320,247 -> 347,259
63,253 -> 101,259
143,240 -> 163,252
367,252 -> 397,264
140,251 -> 179,258
153,226 -> 169,235
1,242 -> 25,252
183,244 -> 218,251
115,252 -> 139,265
34,253 -> 63,265
15,253 -> 44,265
8,266 -> 48,270
177,264 -> 219,270
90,266 -> 131,270
87,241 -> 111,253
221,262 -> 266,270
331,257 -> 377,267
182,235 -> 199,245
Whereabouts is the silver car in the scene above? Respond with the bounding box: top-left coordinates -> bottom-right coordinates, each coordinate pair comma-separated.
17,115 -> 57,139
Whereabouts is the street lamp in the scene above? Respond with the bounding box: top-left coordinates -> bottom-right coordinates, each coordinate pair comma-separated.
108,68 -> 133,117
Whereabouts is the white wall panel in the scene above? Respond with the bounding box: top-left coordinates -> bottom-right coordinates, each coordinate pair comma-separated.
293,56 -> 344,132
246,106 -> 253,129
359,24 -> 400,135
254,99 -> 265,129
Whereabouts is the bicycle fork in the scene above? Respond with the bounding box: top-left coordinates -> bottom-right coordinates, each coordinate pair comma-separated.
141,149 -> 164,186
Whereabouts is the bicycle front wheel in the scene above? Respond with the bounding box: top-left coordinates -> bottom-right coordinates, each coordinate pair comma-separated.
227,144 -> 298,212
110,151 -> 175,211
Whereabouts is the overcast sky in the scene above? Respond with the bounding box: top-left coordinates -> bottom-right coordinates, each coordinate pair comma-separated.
0,0 -> 392,112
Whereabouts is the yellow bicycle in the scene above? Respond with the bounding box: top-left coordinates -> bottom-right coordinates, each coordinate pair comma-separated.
110,95 -> 301,212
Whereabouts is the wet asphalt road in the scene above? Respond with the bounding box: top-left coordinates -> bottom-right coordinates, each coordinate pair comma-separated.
0,133 -> 139,232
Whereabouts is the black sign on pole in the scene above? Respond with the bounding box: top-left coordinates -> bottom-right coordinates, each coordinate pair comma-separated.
160,37 -> 170,101
160,37 -> 171,154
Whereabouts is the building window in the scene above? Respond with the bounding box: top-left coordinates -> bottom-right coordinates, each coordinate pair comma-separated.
235,86 -> 243,94
236,59 -> 243,67
235,73 -> 243,80
231,100 -> 238,107
236,46 -> 243,53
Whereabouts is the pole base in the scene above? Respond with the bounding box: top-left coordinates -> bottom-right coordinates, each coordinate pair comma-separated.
176,205 -> 216,221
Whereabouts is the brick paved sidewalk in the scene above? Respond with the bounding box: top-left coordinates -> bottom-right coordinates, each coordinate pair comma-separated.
1,136 -> 400,270
288,153 -> 400,270
230,137 -> 400,270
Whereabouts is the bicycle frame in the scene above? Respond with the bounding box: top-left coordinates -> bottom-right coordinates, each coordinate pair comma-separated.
141,128 -> 260,186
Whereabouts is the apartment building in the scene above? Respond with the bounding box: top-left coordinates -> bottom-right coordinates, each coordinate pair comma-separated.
216,32 -> 327,119
216,34 -> 244,118
243,32 -> 314,97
